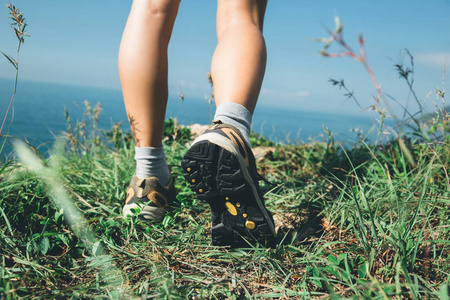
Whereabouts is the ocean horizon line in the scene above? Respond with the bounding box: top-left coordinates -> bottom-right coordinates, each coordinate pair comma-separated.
0,77 -> 370,119
0,77 -> 384,156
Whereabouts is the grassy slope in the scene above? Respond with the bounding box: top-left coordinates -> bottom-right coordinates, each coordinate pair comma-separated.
0,117 -> 449,299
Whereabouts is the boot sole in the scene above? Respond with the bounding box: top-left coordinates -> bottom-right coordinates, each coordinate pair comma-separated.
182,134 -> 276,248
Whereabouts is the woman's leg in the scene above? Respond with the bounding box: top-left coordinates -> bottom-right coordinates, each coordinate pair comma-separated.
210,0 -> 267,146
212,0 -> 267,114
182,0 -> 276,247
119,0 -> 180,148
120,0 -> 181,221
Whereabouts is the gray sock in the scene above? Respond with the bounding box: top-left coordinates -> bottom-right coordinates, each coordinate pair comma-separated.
134,146 -> 170,186
214,102 -> 252,147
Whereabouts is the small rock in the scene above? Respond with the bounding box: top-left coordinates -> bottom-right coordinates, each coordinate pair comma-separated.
252,146 -> 276,163
189,124 -> 210,140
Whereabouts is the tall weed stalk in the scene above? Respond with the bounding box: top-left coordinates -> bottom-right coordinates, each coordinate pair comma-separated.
317,17 -> 422,167
0,4 -> 28,156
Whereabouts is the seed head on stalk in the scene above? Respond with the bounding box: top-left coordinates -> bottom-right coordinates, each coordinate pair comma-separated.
0,4 -> 29,136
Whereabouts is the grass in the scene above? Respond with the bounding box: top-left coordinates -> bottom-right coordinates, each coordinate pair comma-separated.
0,110 -> 449,299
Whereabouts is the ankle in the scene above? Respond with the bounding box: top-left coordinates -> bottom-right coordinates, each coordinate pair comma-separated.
135,146 -> 170,186
214,102 -> 252,147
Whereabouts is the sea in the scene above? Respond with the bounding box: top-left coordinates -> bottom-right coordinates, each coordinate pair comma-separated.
0,78 -> 381,155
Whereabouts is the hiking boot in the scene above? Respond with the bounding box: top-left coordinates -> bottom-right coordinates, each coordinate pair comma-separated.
181,121 -> 277,248
123,176 -> 177,222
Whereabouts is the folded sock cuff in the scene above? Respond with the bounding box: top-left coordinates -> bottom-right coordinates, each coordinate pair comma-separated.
134,146 -> 170,185
214,103 -> 252,148
214,102 -> 252,133
134,146 -> 166,160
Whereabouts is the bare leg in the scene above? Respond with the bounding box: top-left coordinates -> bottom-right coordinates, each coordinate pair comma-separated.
182,0 -> 276,246
212,0 -> 268,114
120,0 -> 181,221
119,0 -> 180,147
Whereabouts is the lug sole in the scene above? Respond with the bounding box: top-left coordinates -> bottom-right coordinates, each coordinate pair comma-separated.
182,140 -> 276,248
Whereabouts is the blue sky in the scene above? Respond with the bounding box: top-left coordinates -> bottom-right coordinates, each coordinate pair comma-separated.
0,0 -> 449,115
